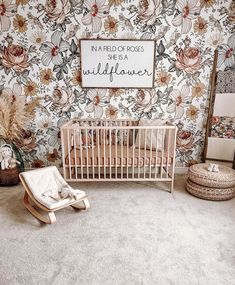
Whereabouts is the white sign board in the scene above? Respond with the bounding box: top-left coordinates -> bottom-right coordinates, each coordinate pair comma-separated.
80,39 -> 155,88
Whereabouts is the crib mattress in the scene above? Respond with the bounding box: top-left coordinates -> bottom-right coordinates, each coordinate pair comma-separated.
65,145 -> 173,166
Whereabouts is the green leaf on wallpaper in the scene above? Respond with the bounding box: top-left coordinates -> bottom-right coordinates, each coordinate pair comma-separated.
154,19 -> 162,25
141,24 -> 148,33
22,70 -> 30,77
62,65 -> 68,74
168,58 -> 176,64
58,23 -> 66,32
64,18 -> 72,24
70,39 -> 77,53
74,90 -> 86,104
4,67 -> 10,75
168,64 -> 176,72
176,69 -> 183,77
56,70 -> 63,81
53,65 -> 61,73
51,22 -> 57,31
149,25 -> 156,34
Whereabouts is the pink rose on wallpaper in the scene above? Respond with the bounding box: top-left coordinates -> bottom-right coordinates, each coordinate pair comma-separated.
0,0 -> 16,32
52,87 -> 75,112
172,0 -> 200,34
137,0 -> 162,26
14,130 -> 37,153
176,130 -> 194,150
135,89 -> 156,113
45,0 -> 71,24
39,30 -> 70,66
176,47 -> 202,74
1,44 -> 30,72
82,0 -> 109,33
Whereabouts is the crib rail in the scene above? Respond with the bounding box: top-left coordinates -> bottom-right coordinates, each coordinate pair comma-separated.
61,119 -> 177,192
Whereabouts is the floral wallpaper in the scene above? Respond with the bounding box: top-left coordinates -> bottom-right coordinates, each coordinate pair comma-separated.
0,0 -> 234,168
211,116 -> 235,139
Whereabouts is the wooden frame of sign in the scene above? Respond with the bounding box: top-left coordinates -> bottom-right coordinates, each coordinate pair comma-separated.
80,39 -> 156,89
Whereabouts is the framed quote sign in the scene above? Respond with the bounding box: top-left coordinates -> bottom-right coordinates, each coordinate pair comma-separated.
80,39 -> 156,88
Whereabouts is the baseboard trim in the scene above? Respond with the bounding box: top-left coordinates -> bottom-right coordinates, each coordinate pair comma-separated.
175,167 -> 188,174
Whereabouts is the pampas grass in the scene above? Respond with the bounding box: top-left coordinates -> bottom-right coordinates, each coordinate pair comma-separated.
0,93 -> 36,142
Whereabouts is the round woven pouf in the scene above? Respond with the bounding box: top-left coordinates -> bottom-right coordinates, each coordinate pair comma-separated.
188,163 -> 235,188
186,178 -> 235,201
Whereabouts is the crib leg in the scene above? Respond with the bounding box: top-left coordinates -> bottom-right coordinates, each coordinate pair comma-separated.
170,179 -> 174,193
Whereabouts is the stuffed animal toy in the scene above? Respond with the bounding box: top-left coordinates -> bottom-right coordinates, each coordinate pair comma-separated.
208,163 -> 219,173
58,185 -> 79,200
0,144 -> 20,170
8,158 -> 21,169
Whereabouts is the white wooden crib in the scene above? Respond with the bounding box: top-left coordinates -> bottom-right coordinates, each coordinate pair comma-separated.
61,119 -> 177,192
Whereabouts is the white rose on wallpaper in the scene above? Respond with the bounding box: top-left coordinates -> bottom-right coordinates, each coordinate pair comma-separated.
167,85 -> 191,119
0,0 -> 16,32
52,87 -> 75,112
45,0 -> 71,24
172,0 -> 200,34
82,0 -> 109,33
217,33 -> 235,68
39,30 -> 70,66
137,0 -> 162,26
85,89 -> 109,118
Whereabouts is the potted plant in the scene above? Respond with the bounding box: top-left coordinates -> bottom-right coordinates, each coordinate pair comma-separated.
0,84 -> 37,186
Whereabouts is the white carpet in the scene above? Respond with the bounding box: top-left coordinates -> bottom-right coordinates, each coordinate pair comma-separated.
0,175 -> 235,285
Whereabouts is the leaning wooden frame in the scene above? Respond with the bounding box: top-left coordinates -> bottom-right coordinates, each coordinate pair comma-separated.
61,119 -> 177,192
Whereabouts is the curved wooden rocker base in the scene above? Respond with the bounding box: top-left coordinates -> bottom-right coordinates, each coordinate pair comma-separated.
23,192 -> 56,224
70,198 -> 90,210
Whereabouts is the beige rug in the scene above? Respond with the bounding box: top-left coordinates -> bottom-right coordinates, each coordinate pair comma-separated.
0,174 -> 235,285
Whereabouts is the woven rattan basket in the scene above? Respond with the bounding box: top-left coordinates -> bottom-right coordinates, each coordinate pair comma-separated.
188,163 -> 235,188
186,178 -> 235,201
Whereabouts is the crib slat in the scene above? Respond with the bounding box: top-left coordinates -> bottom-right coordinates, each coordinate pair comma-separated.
61,128 -> 66,179
126,128 -> 129,179
79,129 -> 83,179
103,127 -> 106,179
109,128 -> 112,179
132,129 -> 135,179
67,129 -> 72,180
155,129 -> 158,179
144,128 -> 147,179
160,129 -> 165,179
73,129 -> 78,179
166,129 -> 170,179
121,129 -> 123,179
97,127 -> 100,180
115,129 -> 118,179
149,128 -> 153,179
92,128 -> 95,179
138,129 -> 141,179
85,128 -> 89,179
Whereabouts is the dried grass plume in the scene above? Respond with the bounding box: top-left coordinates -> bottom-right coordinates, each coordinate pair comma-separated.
0,84 -> 38,142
